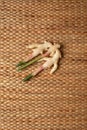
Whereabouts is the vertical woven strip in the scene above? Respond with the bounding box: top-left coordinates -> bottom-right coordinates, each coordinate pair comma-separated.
0,0 -> 87,130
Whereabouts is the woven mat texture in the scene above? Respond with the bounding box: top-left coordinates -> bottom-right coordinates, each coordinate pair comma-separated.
0,0 -> 87,130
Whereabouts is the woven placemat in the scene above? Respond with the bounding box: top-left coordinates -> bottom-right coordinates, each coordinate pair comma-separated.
0,0 -> 87,130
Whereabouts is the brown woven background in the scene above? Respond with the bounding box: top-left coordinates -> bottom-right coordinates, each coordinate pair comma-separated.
0,0 -> 87,130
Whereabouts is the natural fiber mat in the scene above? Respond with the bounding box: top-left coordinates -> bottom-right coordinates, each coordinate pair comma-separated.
0,0 -> 87,130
